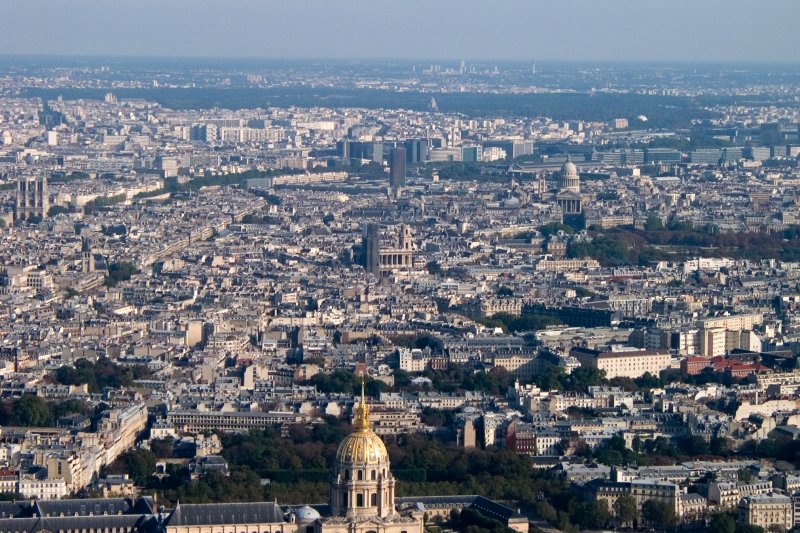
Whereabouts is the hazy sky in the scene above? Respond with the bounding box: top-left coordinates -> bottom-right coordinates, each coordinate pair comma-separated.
1,0 -> 799,62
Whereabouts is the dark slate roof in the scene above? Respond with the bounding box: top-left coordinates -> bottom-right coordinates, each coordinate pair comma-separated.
774,425 -> 800,437
131,498 -> 156,515
396,495 -> 478,508
582,478 -> 624,492
0,498 -> 155,521
0,514 -> 156,533
470,496 -> 525,520
34,497 -> 136,517
166,502 -> 285,526
395,495 -> 525,522
0,517 -> 37,533
0,502 -> 32,519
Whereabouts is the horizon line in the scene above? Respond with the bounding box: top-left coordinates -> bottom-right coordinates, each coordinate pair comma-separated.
1,53 -> 800,67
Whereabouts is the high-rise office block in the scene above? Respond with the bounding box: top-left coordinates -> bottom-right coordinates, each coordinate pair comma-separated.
389,148 -> 406,188
645,148 -> 682,163
689,149 -> 723,165
461,146 -> 482,162
371,142 -> 384,164
336,140 -> 351,160
403,139 -> 429,164
744,146 -> 768,161
15,175 -> 48,222
483,140 -> 533,160
155,155 -> 179,178
338,141 -> 385,164
721,147 -> 744,164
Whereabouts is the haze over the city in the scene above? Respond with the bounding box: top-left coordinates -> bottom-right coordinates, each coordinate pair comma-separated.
4,2 -> 800,533
1,0 -> 799,62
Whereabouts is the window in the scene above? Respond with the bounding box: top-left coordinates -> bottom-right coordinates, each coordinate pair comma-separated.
357,470 -> 363,480
371,493 -> 377,506
371,470 -> 376,480
344,470 -> 350,481
356,494 -> 364,507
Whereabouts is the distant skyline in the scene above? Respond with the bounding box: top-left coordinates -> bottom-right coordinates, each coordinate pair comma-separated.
1,0 -> 799,63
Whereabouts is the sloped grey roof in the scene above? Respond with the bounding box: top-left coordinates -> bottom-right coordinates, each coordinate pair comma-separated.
0,496 -> 153,520
131,498 -> 156,515
0,514 -> 155,533
0,501 -> 32,519
0,516 -> 38,533
396,495 -> 478,508
166,502 -> 285,526
470,496 -> 525,520
33,497 -> 142,517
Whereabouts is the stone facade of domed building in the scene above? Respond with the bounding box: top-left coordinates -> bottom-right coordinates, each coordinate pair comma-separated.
556,158 -> 584,215
559,158 -> 581,193
314,382 -> 424,533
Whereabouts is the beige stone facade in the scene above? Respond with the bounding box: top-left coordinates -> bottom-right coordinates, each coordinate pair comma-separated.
591,478 -> 680,523
571,347 -> 672,379
738,493 -> 793,531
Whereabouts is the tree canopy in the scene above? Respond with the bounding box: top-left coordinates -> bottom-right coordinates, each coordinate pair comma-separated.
614,495 -> 637,527
641,499 -> 677,529
105,261 -> 139,287
54,358 -> 151,393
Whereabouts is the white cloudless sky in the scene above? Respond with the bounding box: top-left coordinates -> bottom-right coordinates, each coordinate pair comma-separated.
1,0 -> 799,62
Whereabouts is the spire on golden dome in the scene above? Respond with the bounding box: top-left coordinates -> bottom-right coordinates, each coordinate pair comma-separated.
353,375 -> 371,432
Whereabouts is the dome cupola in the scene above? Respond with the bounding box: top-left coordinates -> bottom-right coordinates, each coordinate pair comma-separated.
559,156 -> 581,193
329,378 -> 396,519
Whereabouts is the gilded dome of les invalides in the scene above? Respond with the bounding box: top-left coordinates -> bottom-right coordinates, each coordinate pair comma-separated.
335,381 -> 390,465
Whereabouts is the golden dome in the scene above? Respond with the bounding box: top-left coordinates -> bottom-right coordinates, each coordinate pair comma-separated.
335,378 -> 389,465
336,430 -> 389,464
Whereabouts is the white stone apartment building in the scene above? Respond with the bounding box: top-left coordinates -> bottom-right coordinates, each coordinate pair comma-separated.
738,493 -> 793,531
570,347 -> 672,379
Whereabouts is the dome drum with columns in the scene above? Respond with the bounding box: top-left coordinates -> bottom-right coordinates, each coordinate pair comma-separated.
555,157 -> 584,216
330,384 -> 396,519
559,158 -> 580,193
317,379 -> 423,533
